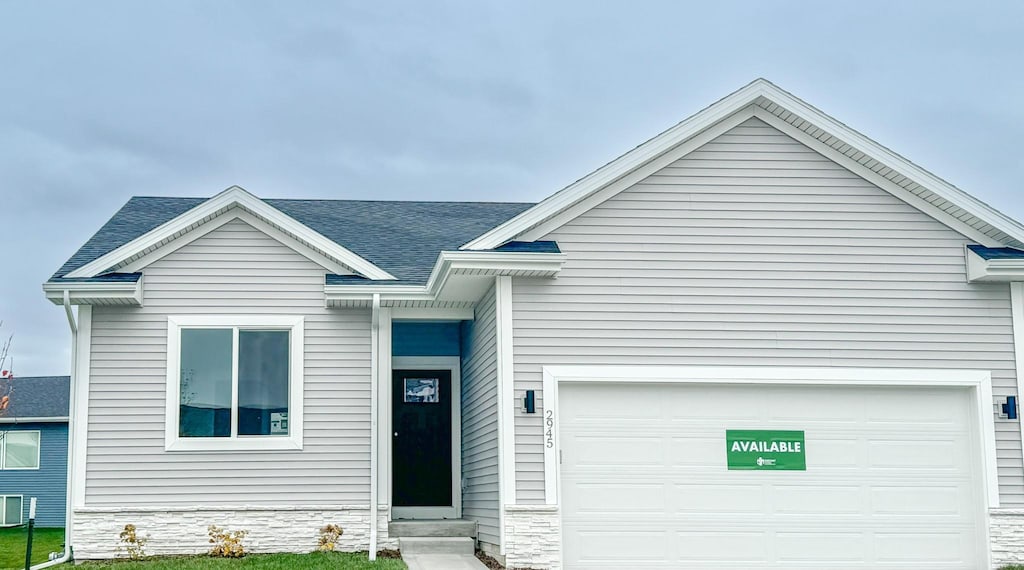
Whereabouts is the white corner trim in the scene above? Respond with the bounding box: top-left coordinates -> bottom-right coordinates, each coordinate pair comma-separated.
541,366 -> 1000,511
461,79 -> 1024,250
65,186 -> 395,281
72,305 -> 91,508
494,275 -> 516,555
163,315 -> 305,452
377,307 -> 393,511
966,247 -> 1024,282
43,278 -> 143,306
1012,283 -> 1024,466
369,294 -> 380,560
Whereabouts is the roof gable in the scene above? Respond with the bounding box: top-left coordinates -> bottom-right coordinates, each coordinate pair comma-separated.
461,79 -> 1024,250
63,186 -> 397,280
51,193 -> 535,285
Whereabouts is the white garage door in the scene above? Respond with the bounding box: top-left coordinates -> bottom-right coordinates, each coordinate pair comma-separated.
559,382 -> 986,569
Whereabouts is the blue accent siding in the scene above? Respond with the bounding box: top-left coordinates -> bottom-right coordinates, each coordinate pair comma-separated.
0,423 -> 67,527
393,322 -> 462,356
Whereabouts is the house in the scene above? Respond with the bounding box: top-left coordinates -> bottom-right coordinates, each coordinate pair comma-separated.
41,79 -> 1024,569
0,375 -> 70,528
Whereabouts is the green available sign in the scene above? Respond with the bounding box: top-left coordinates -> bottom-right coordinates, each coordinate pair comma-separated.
726,430 -> 806,471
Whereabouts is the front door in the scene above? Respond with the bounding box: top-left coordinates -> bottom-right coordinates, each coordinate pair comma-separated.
392,369 -> 456,519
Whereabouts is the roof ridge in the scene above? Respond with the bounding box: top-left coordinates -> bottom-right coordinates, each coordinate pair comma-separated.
127,195 -> 537,206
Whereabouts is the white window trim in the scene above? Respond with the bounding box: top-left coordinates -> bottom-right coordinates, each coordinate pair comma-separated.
165,315 -> 305,452
0,495 -> 23,526
0,430 -> 41,470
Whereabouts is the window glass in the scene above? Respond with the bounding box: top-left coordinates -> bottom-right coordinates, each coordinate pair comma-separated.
179,329 -> 233,438
3,496 -> 22,525
237,331 -> 290,436
3,432 -> 40,469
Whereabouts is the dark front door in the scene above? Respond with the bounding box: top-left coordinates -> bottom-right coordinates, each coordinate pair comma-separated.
392,369 -> 453,511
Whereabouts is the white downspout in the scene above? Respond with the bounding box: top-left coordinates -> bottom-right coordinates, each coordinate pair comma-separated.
32,291 -> 77,569
369,293 -> 381,561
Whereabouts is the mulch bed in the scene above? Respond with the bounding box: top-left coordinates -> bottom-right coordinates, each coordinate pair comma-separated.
377,549 -> 402,559
475,551 -> 504,569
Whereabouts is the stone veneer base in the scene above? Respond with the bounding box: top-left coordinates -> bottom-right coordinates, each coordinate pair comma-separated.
72,505 -> 396,560
504,505 -> 560,570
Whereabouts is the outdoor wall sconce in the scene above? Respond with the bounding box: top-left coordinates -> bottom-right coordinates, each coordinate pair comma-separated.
524,390 -> 536,414
1003,395 -> 1018,420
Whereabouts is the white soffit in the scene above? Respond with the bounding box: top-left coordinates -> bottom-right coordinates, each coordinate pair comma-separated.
461,78 -> 1024,250
64,186 -> 396,281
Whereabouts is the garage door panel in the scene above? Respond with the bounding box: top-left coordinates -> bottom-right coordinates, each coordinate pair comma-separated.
868,439 -> 961,468
674,531 -> 769,562
559,382 -> 985,569
875,532 -> 970,562
870,485 -> 967,515
772,484 -> 862,514
572,529 -> 670,561
673,483 -> 766,513
570,434 -> 664,466
775,531 -> 867,562
566,482 -> 666,513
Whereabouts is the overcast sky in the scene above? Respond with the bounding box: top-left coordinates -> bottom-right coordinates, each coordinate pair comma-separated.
2,1 -> 1023,376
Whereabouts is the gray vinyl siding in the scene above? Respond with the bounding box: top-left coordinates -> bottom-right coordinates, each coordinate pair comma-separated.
512,116 -> 1023,505
86,218 -> 372,506
459,284 -> 500,546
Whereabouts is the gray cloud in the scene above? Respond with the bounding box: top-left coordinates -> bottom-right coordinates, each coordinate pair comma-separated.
2,0 -> 1023,374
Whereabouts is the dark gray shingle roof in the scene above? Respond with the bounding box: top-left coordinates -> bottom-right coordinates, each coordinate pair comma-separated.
967,245 -> 1024,260
2,376 -> 70,420
51,197 -> 535,285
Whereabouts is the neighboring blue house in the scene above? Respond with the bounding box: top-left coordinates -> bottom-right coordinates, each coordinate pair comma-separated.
0,375 -> 69,527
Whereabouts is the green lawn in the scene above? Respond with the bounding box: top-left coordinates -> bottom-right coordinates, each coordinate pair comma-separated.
79,552 -> 406,569
0,527 -> 65,570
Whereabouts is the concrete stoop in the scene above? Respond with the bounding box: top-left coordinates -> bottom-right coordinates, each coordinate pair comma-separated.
399,537 -> 488,570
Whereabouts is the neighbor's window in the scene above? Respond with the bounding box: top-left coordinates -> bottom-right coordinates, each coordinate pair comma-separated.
0,431 -> 40,470
0,496 -> 22,526
167,316 -> 304,451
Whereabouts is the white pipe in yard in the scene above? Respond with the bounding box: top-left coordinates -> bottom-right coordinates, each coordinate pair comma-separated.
32,292 -> 77,569
368,293 -> 380,561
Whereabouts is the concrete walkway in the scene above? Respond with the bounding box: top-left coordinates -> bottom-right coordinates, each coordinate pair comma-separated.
402,553 -> 490,570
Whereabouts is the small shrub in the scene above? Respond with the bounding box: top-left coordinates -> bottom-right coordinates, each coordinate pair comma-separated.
117,524 -> 148,560
316,524 -> 344,552
208,525 -> 248,557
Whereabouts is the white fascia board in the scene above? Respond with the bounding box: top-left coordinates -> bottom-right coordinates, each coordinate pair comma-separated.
0,416 -> 69,424
324,251 -> 567,305
42,278 -> 144,306
462,78 -> 1024,250
64,186 -> 396,280
965,248 -> 1024,282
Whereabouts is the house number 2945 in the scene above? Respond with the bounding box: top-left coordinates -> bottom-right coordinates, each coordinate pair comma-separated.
545,410 -> 555,448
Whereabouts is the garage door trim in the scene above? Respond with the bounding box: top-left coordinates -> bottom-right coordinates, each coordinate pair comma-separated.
540,366 -> 998,567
